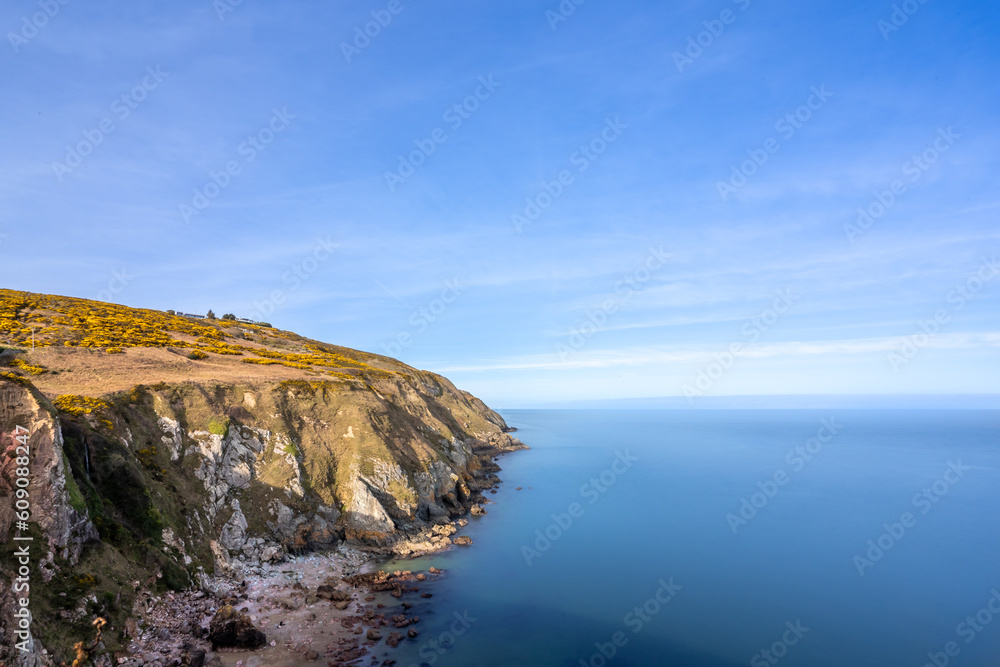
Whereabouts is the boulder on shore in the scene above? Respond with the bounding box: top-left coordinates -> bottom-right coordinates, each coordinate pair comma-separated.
208,605 -> 267,650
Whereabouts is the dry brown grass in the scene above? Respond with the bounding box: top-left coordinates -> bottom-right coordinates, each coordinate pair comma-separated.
24,346 -> 335,398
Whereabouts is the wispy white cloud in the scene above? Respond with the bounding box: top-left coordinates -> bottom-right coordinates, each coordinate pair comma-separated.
430,333 -> 1000,373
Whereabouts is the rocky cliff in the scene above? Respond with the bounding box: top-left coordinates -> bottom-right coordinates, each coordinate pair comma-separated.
0,290 -> 525,666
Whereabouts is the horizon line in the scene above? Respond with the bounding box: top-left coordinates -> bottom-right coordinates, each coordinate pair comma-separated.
498,394 -> 1000,410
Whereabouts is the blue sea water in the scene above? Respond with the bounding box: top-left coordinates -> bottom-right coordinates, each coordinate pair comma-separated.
381,410 -> 1000,667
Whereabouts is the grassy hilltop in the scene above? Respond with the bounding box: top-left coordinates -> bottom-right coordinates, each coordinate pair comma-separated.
0,288 -> 420,392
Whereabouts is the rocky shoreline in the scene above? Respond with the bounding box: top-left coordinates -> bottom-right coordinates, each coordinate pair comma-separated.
122,544 -> 458,666
39,424 -> 521,667
119,441 -> 517,667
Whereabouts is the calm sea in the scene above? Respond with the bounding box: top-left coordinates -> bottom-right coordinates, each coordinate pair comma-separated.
380,409 -> 1000,667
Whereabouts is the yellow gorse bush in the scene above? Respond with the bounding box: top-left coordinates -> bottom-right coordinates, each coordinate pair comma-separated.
54,394 -> 115,429
0,289 -> 398,380
241,358 -> 312,370
8,358 -> 47,375
54,395 -> 112,416
0,290 -> 225,349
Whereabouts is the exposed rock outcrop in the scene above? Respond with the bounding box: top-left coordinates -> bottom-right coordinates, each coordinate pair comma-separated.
0,378 -> 98,667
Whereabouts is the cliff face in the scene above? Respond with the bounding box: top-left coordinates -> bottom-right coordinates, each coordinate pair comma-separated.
0,290 -> 525,666
0,378 -> 99,666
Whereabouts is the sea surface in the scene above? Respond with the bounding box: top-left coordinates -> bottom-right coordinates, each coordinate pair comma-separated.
381,409 -> 1000,667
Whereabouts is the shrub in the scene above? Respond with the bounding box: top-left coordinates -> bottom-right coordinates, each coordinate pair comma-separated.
54,395 -> 112,417
196,341 -> 243,355
158,556 -> 190,592
105,347 -> 123,354
62,453 -> 87,513
241,358 -> 312,370
8,358 -> 47,375
187,350 -> 208,360
0,370 -> 30,385
136,446 -> 158,468
208,417 -> 230,437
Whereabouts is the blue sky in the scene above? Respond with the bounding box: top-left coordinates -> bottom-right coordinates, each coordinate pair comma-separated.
1,0 -> 998,407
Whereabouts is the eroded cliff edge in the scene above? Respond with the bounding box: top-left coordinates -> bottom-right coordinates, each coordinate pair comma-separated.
0,294 -> 526,665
